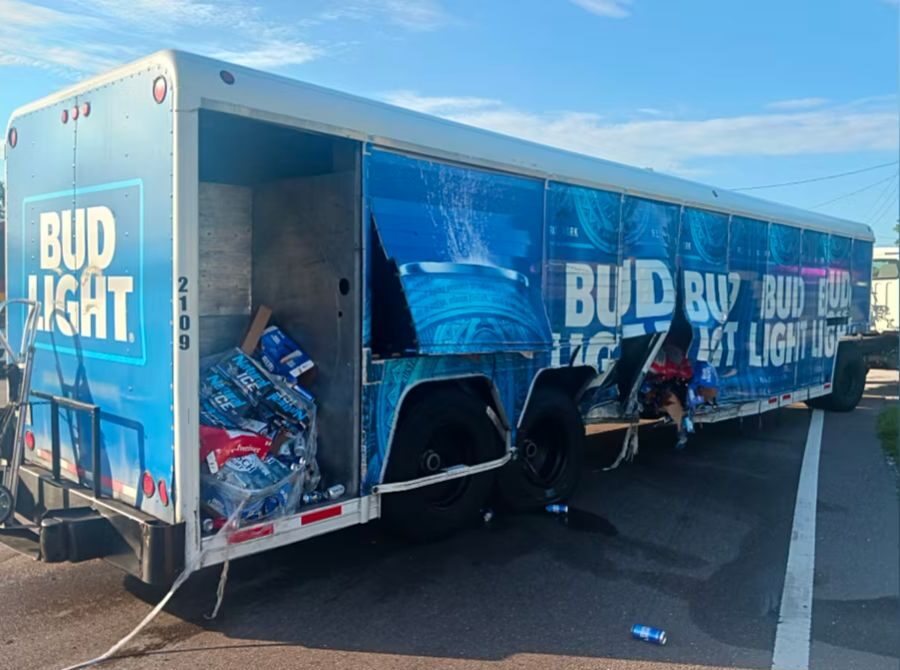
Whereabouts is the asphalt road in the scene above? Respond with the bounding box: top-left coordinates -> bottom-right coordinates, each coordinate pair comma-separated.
1,374 -> 897,670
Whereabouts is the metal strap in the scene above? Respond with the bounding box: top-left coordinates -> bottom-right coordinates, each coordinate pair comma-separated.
373,452 -> 512,495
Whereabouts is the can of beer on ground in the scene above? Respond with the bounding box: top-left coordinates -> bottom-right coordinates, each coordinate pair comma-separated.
631,624 -> 667,645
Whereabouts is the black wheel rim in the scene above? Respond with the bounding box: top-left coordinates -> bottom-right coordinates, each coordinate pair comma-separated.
520,414 -> 567,487
421,422 -> 474,509
0,484 -> 12,525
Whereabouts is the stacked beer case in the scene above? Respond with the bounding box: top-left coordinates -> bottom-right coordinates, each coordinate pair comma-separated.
198,307 -> 335,532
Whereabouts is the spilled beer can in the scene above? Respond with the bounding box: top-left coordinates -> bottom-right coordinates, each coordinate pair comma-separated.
631,624 -> 667,645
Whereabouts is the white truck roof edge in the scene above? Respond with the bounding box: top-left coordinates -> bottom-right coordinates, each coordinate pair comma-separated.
6,50 -> 181,123
7,48 -> 875,242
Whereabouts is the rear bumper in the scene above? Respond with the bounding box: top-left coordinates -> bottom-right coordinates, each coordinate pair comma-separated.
2,464 -> 184,586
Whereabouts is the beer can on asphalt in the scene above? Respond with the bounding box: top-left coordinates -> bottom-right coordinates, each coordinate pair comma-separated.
631,624 -> 667,645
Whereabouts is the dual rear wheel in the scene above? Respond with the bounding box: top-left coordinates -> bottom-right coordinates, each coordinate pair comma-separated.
806,345 -> 867,412
381,386 -> 584,540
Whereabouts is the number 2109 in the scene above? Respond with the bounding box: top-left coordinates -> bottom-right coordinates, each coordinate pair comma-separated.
178,276 -> 190,350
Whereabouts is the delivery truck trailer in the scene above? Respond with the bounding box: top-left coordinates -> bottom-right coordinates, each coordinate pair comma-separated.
0,51 -> 876,585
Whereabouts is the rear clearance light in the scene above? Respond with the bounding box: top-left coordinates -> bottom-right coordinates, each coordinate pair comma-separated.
81,102 -> 91,117
141,471 -> 155,498
782,394 -> 791,401
228,523 -> 274,544
71,105 -> 79,121
768,397 -> 778,405
157,479 -> 169,506
823,383 -> 832,390
61,109 -> 69,124
24,430 -> 35,450
7,127 -> 16,148
152,76 -> 167,104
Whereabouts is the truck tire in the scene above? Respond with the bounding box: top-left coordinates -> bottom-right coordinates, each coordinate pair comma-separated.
496,387 -> 584,511
381,388 -> 498,541
807,345 -> 867,412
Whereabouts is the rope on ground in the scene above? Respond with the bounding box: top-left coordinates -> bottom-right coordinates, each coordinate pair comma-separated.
603,420 -> 639,472
60,502 -> 244,670
204,558 -> 230,621
60,560 -> 197,670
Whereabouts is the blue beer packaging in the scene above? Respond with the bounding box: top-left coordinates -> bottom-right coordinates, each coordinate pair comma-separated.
258,325 -> 315,382
216,348 -> 274,401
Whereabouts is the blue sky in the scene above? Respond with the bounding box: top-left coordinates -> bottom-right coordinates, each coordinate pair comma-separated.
2,0 -> 898,241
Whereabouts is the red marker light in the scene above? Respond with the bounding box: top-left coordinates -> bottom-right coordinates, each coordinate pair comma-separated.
152,76 -> 167,104
7,127 -> 17,148
61,109 -> 69,124
81,102 -> 91,117
142,472 -> 155,498
24,430 -> 35,450
157,479 -> 169,506
71,105 -> 79,121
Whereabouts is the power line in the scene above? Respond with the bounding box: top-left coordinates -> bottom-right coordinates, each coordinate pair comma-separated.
869,180 -> 899,224
731,160 -> 899,191
808,172 -> 898,209
865,175 -> 900,221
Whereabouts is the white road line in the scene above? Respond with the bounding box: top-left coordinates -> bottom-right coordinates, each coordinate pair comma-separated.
771,409 -> 824,670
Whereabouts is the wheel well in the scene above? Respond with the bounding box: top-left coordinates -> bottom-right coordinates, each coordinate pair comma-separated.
520,366 -> 597,424
398,375 -> 506,419
387,376 -> 509,473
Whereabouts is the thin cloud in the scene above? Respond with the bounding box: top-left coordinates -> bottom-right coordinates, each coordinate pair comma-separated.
210,41 -> 323,70
1,0 -> 328,76
384,90 -> 502,114
1,0 -> 91,27
2,0 -> 454,77
570,0 -> 634,18
766,97 -> 829,111
80,0 -> 323,69
318,0 -> 452,31
373,0 -> 451,31
385,91 -> 899,176
0,0 -> 117,76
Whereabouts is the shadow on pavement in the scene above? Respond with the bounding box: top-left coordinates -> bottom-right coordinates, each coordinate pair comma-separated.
117,408 -> 828,669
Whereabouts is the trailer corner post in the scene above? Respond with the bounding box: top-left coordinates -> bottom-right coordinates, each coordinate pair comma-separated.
171,72 -> 202,568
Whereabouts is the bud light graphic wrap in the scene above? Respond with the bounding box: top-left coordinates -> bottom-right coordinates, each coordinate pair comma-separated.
21,182 -> 145,364
799,229 -> 830,389
5,68 -> 175,521
620,196 -> 679,337
850,239 -> 873,332
545,182 -> 621,371
365,148 -> 551,355
361,351 -> 546,491
764,223 -> 803,396
680,208 -> 741,384
358,149 -> 874,488
721,216 -> 769,401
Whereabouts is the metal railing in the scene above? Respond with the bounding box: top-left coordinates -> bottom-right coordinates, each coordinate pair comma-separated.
30,391 -> 102,498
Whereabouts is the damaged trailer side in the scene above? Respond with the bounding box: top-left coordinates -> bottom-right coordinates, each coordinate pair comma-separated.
0,50 -> 875,584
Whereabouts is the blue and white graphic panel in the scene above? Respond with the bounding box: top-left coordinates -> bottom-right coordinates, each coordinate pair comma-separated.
544,182 -> 621,371
7,68 -> 175,521
366,148 -> 551,355
765,223 -> 803,396
22,182 -> 145,364
720,215 -> 769,402
619,196 -> 679,339
680,208 -> 742,383
850,239 -> 873,332
798,229 -> 830,389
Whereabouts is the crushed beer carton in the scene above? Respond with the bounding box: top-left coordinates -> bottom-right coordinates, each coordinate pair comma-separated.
240,304 -> 273,355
